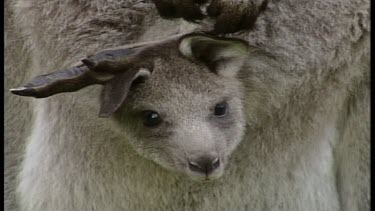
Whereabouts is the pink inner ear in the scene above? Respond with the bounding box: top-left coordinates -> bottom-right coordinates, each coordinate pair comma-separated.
98,68 -> 140,118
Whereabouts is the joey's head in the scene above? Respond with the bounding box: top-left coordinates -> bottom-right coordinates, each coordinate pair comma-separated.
10,33 -> 249,182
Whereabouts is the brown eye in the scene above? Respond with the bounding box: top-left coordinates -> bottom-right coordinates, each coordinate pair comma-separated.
214,101 -> 227,117
143,110 -> 162,127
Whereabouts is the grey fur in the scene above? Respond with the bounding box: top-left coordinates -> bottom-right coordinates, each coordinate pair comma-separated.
5,0 -> 369,210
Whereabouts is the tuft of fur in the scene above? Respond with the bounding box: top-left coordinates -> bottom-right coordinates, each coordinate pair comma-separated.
5,0 -> 369,210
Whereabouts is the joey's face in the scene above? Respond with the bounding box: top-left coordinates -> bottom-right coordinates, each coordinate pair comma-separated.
114,34 -> 249,181
116,58 -> 246,181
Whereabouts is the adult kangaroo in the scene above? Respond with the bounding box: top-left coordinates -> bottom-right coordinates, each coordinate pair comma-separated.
5,0 -> 369,210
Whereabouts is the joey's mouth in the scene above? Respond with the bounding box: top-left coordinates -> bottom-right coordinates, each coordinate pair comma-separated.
187,171 -> 224,182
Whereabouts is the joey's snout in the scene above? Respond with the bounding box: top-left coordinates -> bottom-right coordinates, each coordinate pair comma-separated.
185,154 -> 224,181
188,157 -> 220,175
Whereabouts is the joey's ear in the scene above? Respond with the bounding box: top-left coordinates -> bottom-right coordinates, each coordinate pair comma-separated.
179,33 -> 249,78
99,68 -> 151,118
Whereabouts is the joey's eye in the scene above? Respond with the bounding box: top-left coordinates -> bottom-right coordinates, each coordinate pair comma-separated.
143,111 -> 162,127
214,101 -> 228,117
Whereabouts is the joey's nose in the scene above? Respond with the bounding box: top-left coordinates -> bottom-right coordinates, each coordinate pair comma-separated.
188,157 -> 220,175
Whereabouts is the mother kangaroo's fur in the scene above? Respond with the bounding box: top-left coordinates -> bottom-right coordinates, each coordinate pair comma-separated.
5,0 -> 369,210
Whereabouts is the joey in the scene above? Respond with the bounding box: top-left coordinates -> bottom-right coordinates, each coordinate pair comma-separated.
12,32 -> 250,181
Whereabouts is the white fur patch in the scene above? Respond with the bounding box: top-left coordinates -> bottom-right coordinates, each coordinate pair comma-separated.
179,38 -> 194,59
179,36 -> 248,78
133,68 -> 151,80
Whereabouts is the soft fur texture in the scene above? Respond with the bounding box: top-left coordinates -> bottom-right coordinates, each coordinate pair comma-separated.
5,0 -> 369,211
